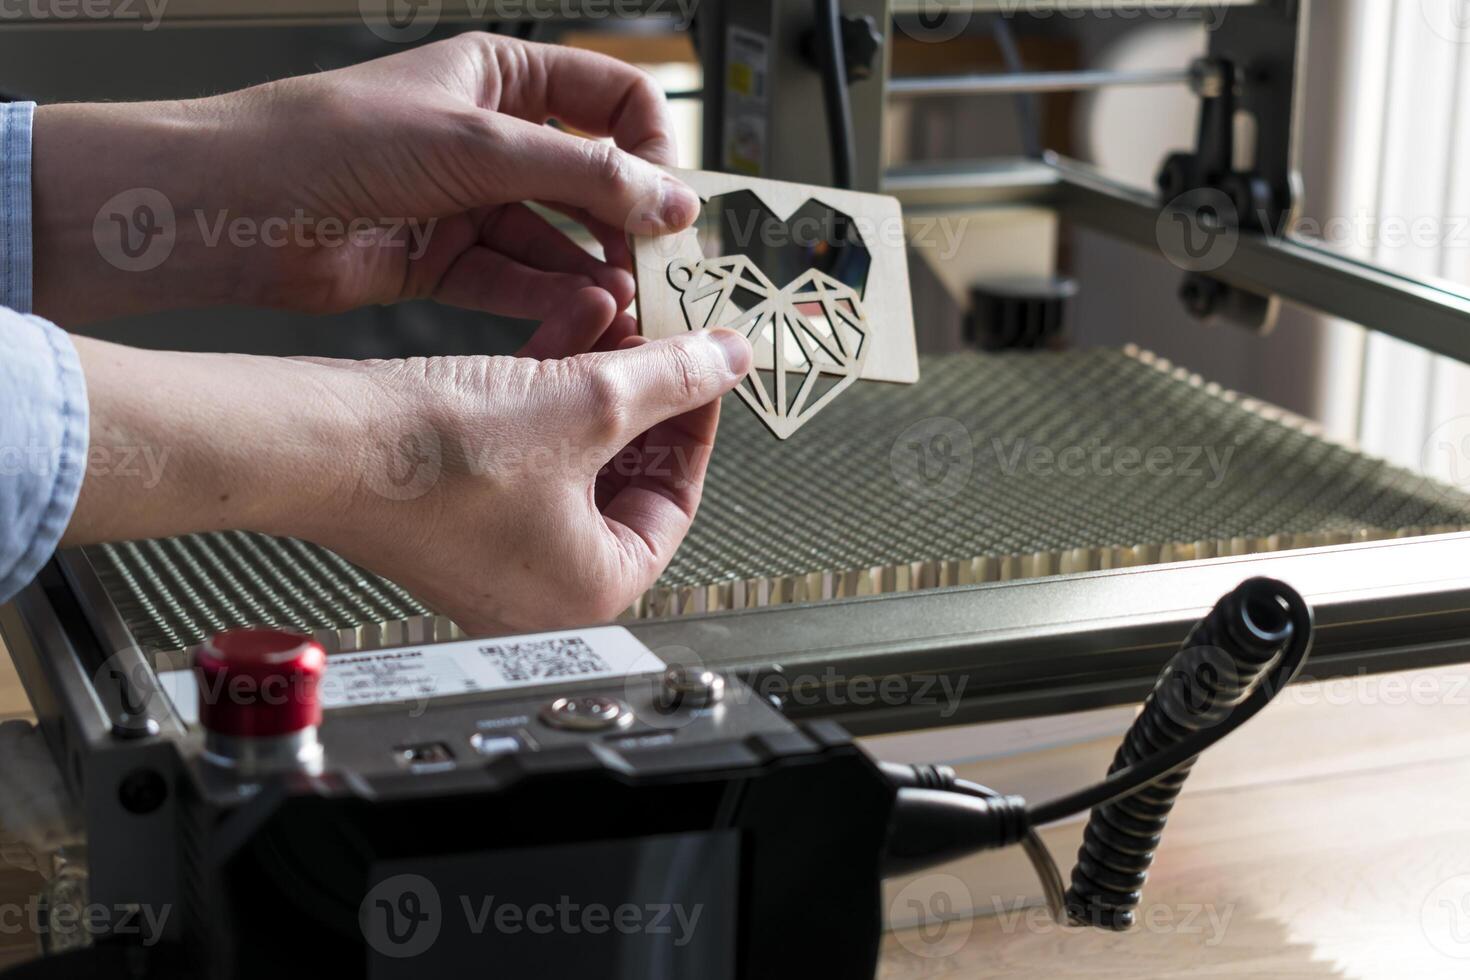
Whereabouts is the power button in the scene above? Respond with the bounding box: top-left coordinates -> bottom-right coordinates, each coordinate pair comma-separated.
540,695 -> 634,733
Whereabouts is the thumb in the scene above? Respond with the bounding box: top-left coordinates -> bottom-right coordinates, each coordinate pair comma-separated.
569,329 -> 752,446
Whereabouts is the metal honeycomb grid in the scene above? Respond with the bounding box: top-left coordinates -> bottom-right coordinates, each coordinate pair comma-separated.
85,532 -> 451,655
81,348 -> 1470,646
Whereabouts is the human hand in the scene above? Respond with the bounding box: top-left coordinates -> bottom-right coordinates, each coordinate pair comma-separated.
33,33 -> 698,325
65,293 -> 753,636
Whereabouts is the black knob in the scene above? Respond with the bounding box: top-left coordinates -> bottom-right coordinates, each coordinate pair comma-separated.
839,14 -> 884,81
802,13 -> 884,83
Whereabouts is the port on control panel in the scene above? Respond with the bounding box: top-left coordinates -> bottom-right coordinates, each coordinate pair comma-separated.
394,742 -> 455,768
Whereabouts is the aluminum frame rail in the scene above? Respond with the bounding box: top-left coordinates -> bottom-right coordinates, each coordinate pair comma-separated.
11,533 -> 1470,742
622,533 -> 1470,734
1050,156 -> 1470,365
883,155 -> 1470,366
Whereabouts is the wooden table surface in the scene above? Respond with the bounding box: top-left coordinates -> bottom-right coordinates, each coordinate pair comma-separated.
881,664 -> 1470,979
2,635 -> 1468,977
0,634 -> 42,970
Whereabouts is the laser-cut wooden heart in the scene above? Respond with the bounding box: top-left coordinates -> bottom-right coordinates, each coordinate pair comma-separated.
632,168 -> 919,441
668,256 -> 869,439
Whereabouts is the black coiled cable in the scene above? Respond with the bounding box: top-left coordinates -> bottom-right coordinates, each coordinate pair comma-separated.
1063,577 -> 1305,929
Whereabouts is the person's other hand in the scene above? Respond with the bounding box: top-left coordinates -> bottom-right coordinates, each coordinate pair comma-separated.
315,320 -> 749,635
65,293 -> 753,637
33,33 -> 698,325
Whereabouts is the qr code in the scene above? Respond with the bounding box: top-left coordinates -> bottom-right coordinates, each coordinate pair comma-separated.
479,636 -> 611,683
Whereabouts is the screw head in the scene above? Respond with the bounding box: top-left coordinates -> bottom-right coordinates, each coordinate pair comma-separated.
118,768 -> 168,815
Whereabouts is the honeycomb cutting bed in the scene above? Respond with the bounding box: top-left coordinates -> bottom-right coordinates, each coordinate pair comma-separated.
82,348 -> 1470,653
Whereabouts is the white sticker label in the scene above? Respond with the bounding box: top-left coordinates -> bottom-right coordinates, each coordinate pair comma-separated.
723,26 -> 771,176
156,627 -> 665,725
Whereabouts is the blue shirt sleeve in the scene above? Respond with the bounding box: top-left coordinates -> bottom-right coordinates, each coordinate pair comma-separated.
0,102 -> 90,604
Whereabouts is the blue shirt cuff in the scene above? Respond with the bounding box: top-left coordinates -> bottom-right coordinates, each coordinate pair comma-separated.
0,102 -> 35,314
0,313 -> 88,603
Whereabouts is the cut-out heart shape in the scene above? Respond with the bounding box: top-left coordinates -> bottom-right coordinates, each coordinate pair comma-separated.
669,256 -> 869,440
631,168 -> 919,439
702,190 -> 873,299
667,193 -> 873,439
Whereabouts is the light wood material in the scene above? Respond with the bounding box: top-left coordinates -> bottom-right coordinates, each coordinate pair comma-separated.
0,634 -> 33,723
633,168 -> 918,438
0,865 -> 43,970
635,168 -> 918,382
881,665 -> 1470,979
0,633 -> 41,967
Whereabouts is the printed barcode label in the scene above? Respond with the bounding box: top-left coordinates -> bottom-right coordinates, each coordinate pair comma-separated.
480,636 -> 610,683
156,627 -> 664,725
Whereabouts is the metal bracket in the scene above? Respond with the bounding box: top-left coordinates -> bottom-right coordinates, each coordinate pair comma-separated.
1154,0 -> 1306,332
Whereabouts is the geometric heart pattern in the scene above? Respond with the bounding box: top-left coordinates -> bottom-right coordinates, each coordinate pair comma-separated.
668,256 -> 869,439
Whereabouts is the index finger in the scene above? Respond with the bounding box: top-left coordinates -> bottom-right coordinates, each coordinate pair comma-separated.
490,38 -> 680,166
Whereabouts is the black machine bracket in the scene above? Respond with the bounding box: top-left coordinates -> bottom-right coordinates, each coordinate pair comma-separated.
1154,1 -> 1304,333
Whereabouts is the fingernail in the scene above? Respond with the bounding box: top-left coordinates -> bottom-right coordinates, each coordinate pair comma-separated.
660,177 -> 701,229
707,328 -> 752,377
595,267 -> 636,307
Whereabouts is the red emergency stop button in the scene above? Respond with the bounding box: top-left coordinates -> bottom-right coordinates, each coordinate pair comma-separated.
195,628 -> 326,739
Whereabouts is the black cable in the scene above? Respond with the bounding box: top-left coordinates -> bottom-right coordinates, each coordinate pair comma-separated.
882,786 -> 1030,877
1047,578 -> 1314,929
812,0 -> 857,189
880,763 -> 1064,918
880,577 -> 1314,929
953,778 -> 1066,920
1030,579 -> 1311,826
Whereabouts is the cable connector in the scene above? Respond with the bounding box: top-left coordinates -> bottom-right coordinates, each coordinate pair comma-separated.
877,761 -> 957,791
882,787 -> 1030,878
